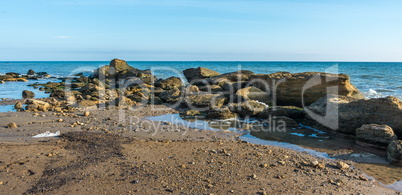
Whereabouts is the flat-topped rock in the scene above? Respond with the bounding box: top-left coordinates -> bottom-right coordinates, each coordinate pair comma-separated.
306,95 -> 402,137
250,72 -> 364,106
183,67 -> 220,83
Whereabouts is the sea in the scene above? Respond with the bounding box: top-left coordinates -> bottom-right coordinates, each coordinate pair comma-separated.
0,61 -> 401,100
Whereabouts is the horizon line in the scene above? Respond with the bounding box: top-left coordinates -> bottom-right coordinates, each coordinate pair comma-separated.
1,60 -> 402,63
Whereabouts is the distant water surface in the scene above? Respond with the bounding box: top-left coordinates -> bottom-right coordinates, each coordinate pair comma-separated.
0,61 -> 401,99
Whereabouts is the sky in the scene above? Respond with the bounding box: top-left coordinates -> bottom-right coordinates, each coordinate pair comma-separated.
1,0 -> 402,61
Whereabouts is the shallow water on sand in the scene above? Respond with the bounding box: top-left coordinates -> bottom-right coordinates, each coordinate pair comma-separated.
148,114 -> 402,191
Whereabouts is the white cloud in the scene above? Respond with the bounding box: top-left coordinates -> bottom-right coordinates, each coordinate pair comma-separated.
53,36 -> 73,39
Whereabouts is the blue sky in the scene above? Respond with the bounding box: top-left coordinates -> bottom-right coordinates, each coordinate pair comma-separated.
1,0 -> 402,61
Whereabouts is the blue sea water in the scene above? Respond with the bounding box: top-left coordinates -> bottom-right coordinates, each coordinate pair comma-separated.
0,61 -> 401,99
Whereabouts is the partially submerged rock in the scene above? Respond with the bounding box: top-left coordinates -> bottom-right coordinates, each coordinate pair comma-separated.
22,90 -> 35,99
356,124 -> 398,149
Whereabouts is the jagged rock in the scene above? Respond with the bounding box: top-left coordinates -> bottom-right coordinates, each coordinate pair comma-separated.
207,107 -> 237,119
183,93 -> 226,110
22,90 -> 35,99
356,124 -> 398,149
0,81 -> 5,84
235,87 -> 271,104
27,69 -> 35,75
76,76 -> 89,83
387,140 -> 402,163
183,67 -> 220,83
186,85 -> 200,93
306,95 -> 402,136
250,72 -> 364,106
258,106 -> 304,120
110,58 -> 133,72
159,88 -> 181,103
90,59 -> 153,83
25,99 -> 51,111
155,77 -> 182,90
14,102 -> 23,110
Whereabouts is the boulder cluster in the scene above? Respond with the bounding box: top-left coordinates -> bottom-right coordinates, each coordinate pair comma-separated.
12,59 -> 402,164
0,69 -> 50,83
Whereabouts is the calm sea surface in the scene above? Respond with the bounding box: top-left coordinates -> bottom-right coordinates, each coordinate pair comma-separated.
0,61 -> 401,99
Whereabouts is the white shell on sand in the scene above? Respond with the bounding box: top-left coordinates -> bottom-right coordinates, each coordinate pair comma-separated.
33,131 -> 61,138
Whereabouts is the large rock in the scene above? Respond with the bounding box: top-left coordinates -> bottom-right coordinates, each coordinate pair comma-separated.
356,124 -> 398,149
155,77 -> 183,90
27,69 -> 35,75
110,58 -> 133,72
183,93 -> 226,110
22,90 -> 35,98
387,140 -> 402,163
306,95 -> 402,137
183,67 -> 220,83
250,72 -> 364,106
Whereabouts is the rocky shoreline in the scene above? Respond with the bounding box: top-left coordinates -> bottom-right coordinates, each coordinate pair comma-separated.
1,59 -> 402,194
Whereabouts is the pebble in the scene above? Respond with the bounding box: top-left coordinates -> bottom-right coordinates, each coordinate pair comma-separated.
84,111 -> 90,116
57,118 -> 63,122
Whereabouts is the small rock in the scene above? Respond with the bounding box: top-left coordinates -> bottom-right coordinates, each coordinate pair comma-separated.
359,176 -> 368,181
22,90 -> 35,99
14,102 -> 23,110
7,122 -> 18,128
130,180 -> 139,184
250,174 -> 258,179
337,161 -> 350,169
57,118 -> 63,122
84,111 -> 90,116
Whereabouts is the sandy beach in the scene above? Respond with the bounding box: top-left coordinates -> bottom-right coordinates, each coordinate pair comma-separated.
0,104 -> 399,194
